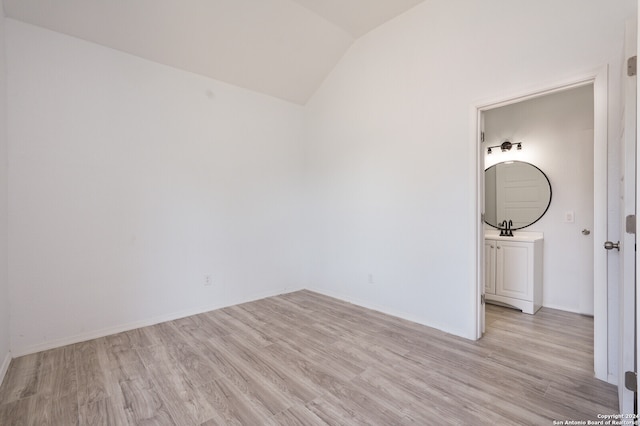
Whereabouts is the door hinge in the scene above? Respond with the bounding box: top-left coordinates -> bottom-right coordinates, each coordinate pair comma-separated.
481,132 -> 485,143
481,294 -> 486,305
626,214 -> 636,234
625,371 -> 637,392
628,56 -> 637,76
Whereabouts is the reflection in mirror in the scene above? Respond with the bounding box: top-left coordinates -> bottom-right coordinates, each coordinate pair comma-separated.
485,161 -> 552,230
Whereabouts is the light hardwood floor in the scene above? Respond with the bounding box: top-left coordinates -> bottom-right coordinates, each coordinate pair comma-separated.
0,290 -> 618,425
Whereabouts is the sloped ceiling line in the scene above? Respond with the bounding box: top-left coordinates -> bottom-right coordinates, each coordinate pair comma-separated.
2,0 -> 425,104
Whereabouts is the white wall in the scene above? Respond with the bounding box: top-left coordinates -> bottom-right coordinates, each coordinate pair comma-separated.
6,20 -> 307,355
0,5 -> 11,380
2,1 -> 635,378
483,85 -> 594,314
304,0 -> 634,347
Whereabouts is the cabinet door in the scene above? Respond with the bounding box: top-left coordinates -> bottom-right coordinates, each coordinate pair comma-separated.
484,240 -> 496,294
495,241 -> 533,301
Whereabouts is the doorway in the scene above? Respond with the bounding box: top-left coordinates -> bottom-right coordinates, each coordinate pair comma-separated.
483,84 -> 594,313
472,68 -> 609,381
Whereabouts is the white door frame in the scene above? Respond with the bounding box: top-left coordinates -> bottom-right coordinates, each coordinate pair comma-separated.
471,66 -> 610,382
619,17 -> 637,413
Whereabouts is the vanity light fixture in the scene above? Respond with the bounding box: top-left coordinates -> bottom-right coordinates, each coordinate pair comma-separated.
487,140 -> 522,154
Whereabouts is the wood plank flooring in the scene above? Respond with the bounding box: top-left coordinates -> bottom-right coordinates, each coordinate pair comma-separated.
0,290 -> 618,425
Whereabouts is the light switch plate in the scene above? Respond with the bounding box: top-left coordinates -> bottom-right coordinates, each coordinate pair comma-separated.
564,211 -> 575,223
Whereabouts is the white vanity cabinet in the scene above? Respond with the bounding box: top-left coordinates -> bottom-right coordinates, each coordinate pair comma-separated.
484,232 -> 543,314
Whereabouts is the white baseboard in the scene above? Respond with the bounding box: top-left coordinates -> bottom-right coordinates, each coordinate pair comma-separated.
6,286 -> 604,363
541,303 -> 588,315
12,286 -> 304,357
306,287 -> 473,340
0,351 -> 11,387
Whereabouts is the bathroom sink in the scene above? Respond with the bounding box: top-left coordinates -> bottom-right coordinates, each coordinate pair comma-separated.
484,230 -> 543,242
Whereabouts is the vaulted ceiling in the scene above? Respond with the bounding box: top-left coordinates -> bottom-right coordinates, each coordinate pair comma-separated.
2,0 -> 425,104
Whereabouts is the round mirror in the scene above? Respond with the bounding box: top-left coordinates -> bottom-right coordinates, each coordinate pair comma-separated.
485,161 -> 552,230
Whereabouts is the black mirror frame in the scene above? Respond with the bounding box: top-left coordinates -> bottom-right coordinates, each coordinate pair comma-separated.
484,160 -> 552,231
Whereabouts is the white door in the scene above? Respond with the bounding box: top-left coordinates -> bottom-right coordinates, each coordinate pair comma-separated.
619,18 -> 637,415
